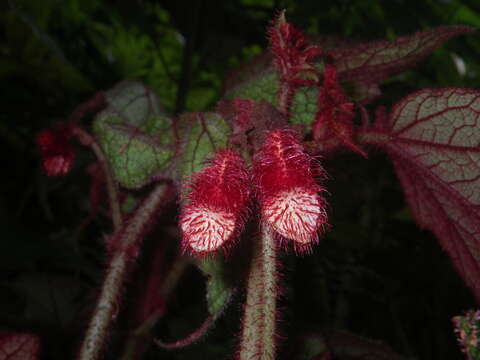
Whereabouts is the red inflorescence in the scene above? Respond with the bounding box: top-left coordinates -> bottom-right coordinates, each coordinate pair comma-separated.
314,64 -> 355,137
36,126 -> 75,177
314,64 -> 367,156
253,129 -> 328,251
268,11 -> 323,88
180,149 -> 251,256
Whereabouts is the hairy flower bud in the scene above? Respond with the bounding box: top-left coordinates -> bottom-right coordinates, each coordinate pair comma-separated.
268,10 -> 323,88
36,125 -> 75,177
253,129 -> 327,251
180,149 -> 251,256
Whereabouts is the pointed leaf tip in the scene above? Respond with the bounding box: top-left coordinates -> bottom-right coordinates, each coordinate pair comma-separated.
268,10 -> 322,89
332,26 -> 475,84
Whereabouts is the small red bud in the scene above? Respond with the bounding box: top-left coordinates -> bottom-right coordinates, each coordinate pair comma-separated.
314,64 -> 366,156
268,11 -> 323,87
36,125 -> 75,176
253,129 -> 328,251
180,149 -> 251,256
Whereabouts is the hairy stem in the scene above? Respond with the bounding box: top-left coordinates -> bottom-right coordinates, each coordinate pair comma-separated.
69,92 -> 106,125
357,129 -> 390,146
238,224 -> 278,360
278,82 -> 291,116
77,183 -> 170,360
72,127 -> 122,229
155,316 -> 215,349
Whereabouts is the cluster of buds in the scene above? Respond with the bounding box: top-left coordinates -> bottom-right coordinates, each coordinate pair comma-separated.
180,128 -> 328,257
268,10 -> 323,89
36,124 -> 76,177
453,310 -> 480,360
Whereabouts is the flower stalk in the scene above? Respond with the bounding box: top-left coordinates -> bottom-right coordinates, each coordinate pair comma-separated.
71,126 -> 123,230
77,183 -> 170,360
238,224 -> 279,360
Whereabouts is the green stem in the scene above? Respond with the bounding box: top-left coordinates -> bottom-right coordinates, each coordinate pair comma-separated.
238,224 -> 279,360
77,183 -> 169,360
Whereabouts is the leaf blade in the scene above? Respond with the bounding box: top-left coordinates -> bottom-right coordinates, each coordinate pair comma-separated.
384,88 -> 480,301
331,26 -> 474,84
93,81 -> 177,188
0,333 -> 40,360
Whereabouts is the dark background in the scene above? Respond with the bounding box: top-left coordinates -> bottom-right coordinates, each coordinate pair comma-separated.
1,0 -> 479,359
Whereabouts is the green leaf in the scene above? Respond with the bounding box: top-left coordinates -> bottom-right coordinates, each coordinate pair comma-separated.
452,5 -> 480,28
176,112 -> 231,179
224,68 -> 323,126
2,2 -> 92,91
196,257 -> 234,317
223,70 -> 279,106
89,19 -> 154,78
93,81 -> 177,189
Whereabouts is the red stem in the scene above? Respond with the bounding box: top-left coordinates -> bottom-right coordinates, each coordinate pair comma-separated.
71,126 -> 122,229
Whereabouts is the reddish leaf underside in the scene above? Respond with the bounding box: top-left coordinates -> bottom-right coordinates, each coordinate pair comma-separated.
0,333 -> 40,360
331,26 -> 474,84
383,88 -> 480,302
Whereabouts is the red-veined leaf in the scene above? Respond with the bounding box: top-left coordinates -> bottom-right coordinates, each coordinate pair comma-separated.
223,26 -> 472,100
0,333 -> 40,360
382,88 -> 480,302
331,26 -> 474,84
93,81 -> 177,189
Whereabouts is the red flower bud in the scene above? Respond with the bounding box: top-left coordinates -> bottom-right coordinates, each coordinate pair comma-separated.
253,129 -> 328,251
268,11 -> 323,88
180,149 -> 251,256
36,125 -> 75,177
314,64 -> 366,156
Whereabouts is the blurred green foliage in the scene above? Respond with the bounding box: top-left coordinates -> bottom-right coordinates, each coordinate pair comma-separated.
0,1 -> 478,359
